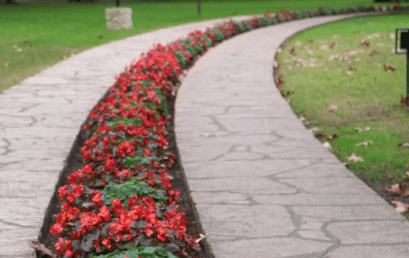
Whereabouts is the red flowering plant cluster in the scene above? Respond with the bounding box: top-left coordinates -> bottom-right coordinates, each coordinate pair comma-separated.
47,5 -> 407,258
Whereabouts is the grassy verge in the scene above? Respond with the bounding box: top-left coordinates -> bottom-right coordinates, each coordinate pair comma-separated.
0,0 -> 383,92
274,13 -> 409,200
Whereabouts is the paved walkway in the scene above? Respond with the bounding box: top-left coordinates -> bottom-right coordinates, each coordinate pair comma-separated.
0,16 -> 252,257
175,14 -> 409,258
1,11 -> 408,258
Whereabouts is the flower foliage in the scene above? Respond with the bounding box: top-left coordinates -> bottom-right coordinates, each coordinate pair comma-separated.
92,246 -> 177,258
48,4 -> 406,258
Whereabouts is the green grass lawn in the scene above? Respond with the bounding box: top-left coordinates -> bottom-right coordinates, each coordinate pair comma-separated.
0,0 -> 383,92
275,13 -> 409,198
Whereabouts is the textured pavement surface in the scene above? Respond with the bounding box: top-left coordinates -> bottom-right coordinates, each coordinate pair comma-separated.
175,14 -> 409,258
0,16 -> 252,257
1,11 -> 409,258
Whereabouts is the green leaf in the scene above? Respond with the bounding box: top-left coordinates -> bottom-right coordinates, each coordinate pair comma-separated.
101,177 -> 165,208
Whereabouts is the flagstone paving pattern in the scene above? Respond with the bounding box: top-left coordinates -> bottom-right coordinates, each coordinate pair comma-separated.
1,11 -> 408,258
0,16 -> 253,258
175,15 -> 409,257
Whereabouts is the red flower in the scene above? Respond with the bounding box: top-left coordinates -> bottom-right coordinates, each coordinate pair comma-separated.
102,237 -> 111,249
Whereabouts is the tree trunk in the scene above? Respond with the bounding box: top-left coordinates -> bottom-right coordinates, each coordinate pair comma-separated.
115,0 -> 120,7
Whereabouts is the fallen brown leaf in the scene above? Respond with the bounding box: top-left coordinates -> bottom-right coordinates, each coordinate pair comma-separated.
399,181 -> 409,198
391,200 -> 409,213
359,40 -> 370,47
369,50 -> 378,56
355,141 -> 373,147
346,153 -> 364,162
275,76 -> 283,87
195,233 -> 208,243
389,33 -> 395,40
401,95 -> 409,106
399,143 -> 409,148
322,142 -> 331,149
3,59 -> 8,68
386,184 -> 400,194
384,64 -> 395,72
328,105 -> 338,112
309,127 -> 321,133
314,133 -> 326,139
12,45 -> 22,52
200,132 -> 215,138
289,47 -> 295,56
29,241 -> 57,258
326,134 -> 339,140
273,61 -> 280,70
98,35 -> 104,39
355,127 -> 370,133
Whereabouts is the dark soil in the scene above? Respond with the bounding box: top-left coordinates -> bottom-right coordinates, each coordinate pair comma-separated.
37,93 -> 213,258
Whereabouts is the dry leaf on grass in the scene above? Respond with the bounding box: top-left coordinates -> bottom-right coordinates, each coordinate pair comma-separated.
326,134 -> 339,140
384,64 -> 395,72
346,153 -> 364,162
391,200 -> 409,213
389,33 -> 395,40
275,76 -> 283,87
355,127 -> 370,133
12,45 -> 22,52
200,132 -> 215,138
299,116 -> 305,122
369,50 -> 378,56
399,143 -> 409,148
309,127 -> 321,133
320,45 -> 330,51
386,184 -> 400,194
399,181 -> 409,198
356,141 -> 373,147
287,98 -> 292,104
359,40 -> 370,47
273,61 -> 280,70
328,105 -> 338,112
98,35 -> 104,39
322,142 -> 331,149
3,59 -> 8,68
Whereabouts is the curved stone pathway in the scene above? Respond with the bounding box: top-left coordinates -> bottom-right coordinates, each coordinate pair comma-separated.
0,16 -> 253,257
175,14 -> 409,257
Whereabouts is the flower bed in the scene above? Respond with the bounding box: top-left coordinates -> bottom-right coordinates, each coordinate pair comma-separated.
40,3 -> 408,258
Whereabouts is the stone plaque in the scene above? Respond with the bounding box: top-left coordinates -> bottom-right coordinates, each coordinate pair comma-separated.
105,7 -> 133,31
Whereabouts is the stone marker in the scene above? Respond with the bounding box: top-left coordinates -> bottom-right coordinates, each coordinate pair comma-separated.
105,7 -> 133,30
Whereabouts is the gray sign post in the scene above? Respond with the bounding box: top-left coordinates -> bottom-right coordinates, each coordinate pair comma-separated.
396,27 -> 409,99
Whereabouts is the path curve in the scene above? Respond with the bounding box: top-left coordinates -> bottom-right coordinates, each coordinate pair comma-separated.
0,15 -> 254,258
175,14 -> 409,258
